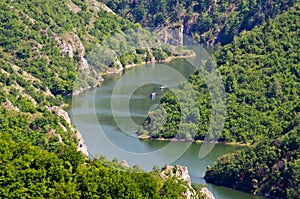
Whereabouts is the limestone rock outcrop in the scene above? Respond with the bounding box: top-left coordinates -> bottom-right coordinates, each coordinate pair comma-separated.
160,165 -> 215,199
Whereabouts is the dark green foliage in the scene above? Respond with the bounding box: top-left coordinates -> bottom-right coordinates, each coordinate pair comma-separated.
0,134 -> 81,198
0,1 -> 204,198
205,127 -> 300,198
138,84 -> 201,140
202,4 -> 300,198
141,3 -> 300,144
0,105 -> 76,151
159,177 -> 186,198
0,0 -> 159,152
103,0 -> 296,45
1,0 -> 299,198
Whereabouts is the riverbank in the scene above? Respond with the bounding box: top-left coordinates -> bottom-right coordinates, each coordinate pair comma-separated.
124,53 -> 196,70
71,52 -> 196,96
138,134 -> 249,146
104,53 -> 197,75
66,58 -> 264,199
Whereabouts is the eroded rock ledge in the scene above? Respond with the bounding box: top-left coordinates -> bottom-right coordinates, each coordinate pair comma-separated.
160,165 -> 215,199
45,105 -> 89,157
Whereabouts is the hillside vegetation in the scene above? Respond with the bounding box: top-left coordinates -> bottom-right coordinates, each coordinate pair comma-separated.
103,0 -> 296,45
205,129 -> 300,198
0,0 -> 207,198
138,3 -> 300,197
140,2 -> 300,145
0,0 -> 188,149
0,133 -> 206,198
1,0 -> 299,198
1,0 -> 136,96
203,4 -> 299,199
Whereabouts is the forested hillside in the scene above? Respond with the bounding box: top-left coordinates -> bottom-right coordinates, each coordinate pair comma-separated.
205,128 -> 300,198
0,0 -> 186,149
202,3 -> 299,199
1,0 -> 299,198
140,2 -> 300,145
1,0 -> 137,96
103,0 -> 296,45
0,133 -> 206,198
0,0 -> 207,198
135,1 -> 300,198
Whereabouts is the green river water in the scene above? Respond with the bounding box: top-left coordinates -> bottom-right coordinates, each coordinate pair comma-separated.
66,59 -> 265,199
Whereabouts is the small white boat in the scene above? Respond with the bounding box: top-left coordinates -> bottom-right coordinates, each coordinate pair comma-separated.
150,92 -> 156,99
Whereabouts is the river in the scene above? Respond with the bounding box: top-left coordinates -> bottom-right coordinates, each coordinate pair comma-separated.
65,59 -> 264,199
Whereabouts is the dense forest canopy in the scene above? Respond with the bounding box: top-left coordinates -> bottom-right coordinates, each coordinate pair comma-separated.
0,133 -> 205,198
140,2 -> 300,145
0,0 -> 207,198
138,2 -> 300,197
0,0 -> 137,95
205,128 -> 300,198
0,0 -> 187,150
103,0 -> 296,45
202,3 -> 299,199
0,0 -> 299,198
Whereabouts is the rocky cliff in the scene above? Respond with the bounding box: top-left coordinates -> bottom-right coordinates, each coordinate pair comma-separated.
160,165 -> 215,199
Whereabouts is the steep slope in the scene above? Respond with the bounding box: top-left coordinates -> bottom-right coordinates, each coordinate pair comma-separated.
0,0 -> 137,96
0,134 -> 210,198
140,2 -> 300,145
103,0 -> 296,45
202,4 -> 300,199
205,128 -> 300,198
0,0 -> 193,152
1,0 -> 134,153
0,0 -> 210,198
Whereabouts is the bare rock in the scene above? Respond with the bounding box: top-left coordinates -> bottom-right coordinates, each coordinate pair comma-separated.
160,165 -> 195,199
200,187 -> 215,199
45,105 -> 89,156
2,99 -> 19,112
67,0 -> 81,13
75,129 -> 89,157
160,165 -> 215,199
87,0 -> 115,13
80,57 -> 89,70
160,165 -> 191,184
47,129 -> 63,143
121,160 -> 129,167
52,32 -> 89,71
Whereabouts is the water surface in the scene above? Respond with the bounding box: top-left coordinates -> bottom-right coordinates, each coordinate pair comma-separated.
66,59 -> 264,199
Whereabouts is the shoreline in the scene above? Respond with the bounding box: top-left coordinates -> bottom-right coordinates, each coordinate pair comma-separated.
46,105 -> 89,156
138,135 -> 249,146
104,53 -> 197,74
68,53 -> 198,156
71,53 -> 196,96
123,53 -> 196,70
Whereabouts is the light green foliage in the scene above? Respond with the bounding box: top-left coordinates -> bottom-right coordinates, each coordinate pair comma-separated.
0,0 -> 207,198
0,134 -> 203,199
0,105 -> 76,151
0,0 -> 137,95
1,0 -> 299,198
0,134 -> 81,198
